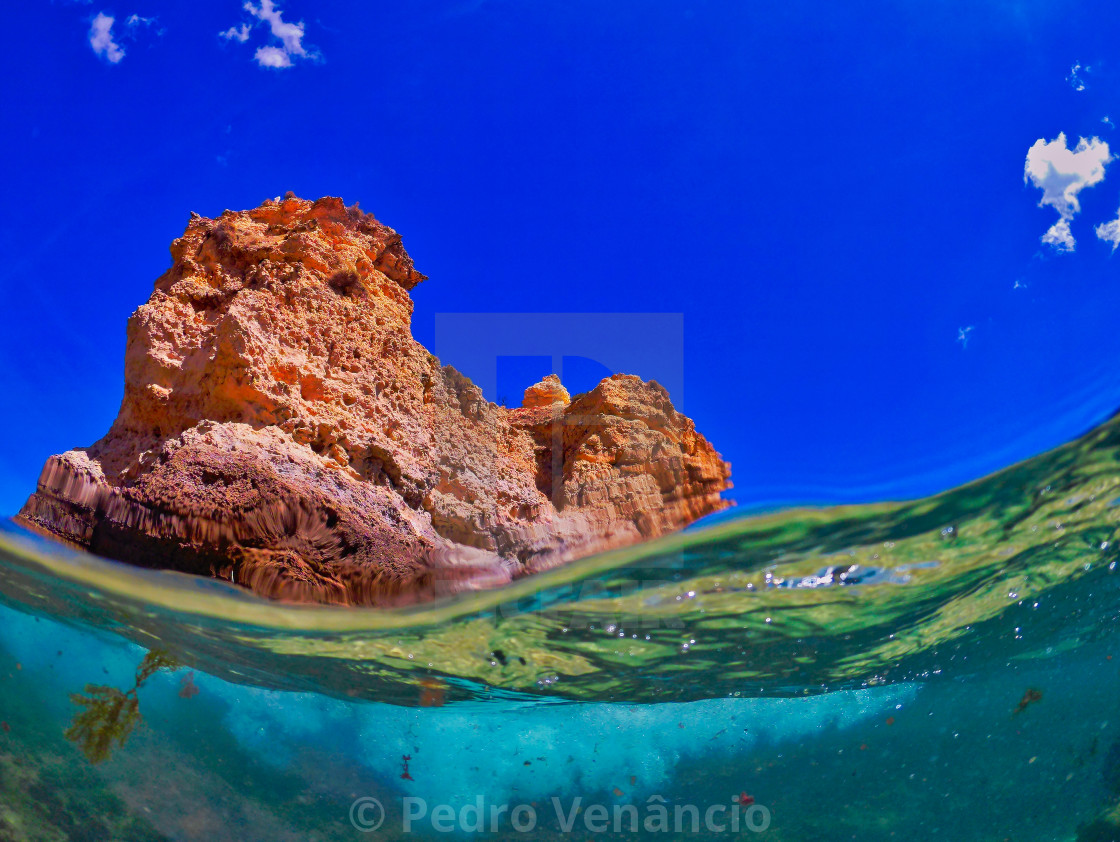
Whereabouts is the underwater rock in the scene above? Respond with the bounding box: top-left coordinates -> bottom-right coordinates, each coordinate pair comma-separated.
18,195 -> 731,605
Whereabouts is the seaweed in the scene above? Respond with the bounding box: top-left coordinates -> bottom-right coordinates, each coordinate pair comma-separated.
65,650 -> 180,764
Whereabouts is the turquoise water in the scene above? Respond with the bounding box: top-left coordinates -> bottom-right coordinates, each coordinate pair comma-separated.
6,414 -> 1120,838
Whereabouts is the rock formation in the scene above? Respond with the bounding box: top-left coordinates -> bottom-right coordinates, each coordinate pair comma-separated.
521,374 -> 570,409
17,195 -> 731,606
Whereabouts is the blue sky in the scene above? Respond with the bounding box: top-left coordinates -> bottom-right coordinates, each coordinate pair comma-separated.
4,0 -> 1120,514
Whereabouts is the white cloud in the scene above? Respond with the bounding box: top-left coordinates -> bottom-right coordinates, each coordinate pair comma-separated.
89,13 -> 124,63
1096,215 -> 1120,251
222,0 -> 313,68
254,45 -> 291,68
1024,133 -> 1112,252
245,0 -> 307,58
1042,218 -> 1076,252
125,14 -> 153,26
221,23 -> 251,42
1068,62 -> 1089,92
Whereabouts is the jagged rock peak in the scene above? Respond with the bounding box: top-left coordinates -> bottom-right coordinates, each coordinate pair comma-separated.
522,374 -> 571,409
18,196 -> 731,606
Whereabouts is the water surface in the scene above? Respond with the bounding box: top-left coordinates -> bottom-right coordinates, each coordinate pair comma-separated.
4,410 -> 1120,839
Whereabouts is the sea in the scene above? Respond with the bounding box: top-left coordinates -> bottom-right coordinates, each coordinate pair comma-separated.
3,411 -> 1120,840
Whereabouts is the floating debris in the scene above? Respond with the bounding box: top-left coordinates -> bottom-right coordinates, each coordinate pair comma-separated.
178,672 -> 199,699
1013,688 -> 1043,716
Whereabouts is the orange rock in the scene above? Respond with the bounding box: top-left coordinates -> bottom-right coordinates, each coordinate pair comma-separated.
18,196 -> 732,605
522,374 -> 570,409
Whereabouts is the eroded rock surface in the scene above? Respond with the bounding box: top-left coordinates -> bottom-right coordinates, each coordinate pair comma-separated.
18,195 -> 731,605
522,374 -> 570,409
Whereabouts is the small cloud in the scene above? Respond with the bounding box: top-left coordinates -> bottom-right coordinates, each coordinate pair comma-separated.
254,45 -> 291,68
89,13 -> 124,63
221,23 -> 251,43
957,326 -> 974,349
1104,116 -> 1115,130
1068,62 -> 1090,91
221,0 -> 315,69
88,12 -> 158,63
1024,133 -> 1112,252
1096,215 -> 1120,251
1042,218 -> 1076,252
1013,278 -> 1027,290
247,0 -> 307,58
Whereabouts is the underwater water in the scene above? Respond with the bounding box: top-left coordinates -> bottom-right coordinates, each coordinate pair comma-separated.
7,415 -> 1120,839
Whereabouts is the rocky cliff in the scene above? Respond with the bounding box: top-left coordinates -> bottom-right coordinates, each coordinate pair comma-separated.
18,195 -> 731,605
